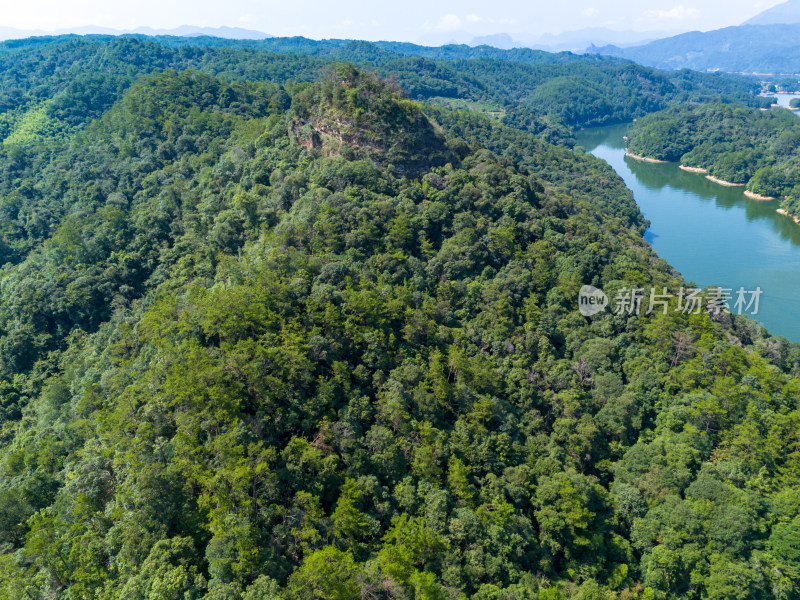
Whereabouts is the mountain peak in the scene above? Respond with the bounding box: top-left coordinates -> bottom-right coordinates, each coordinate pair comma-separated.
289,64 -> 454,175
743,0 -> 800,25
468,33 -> 520,50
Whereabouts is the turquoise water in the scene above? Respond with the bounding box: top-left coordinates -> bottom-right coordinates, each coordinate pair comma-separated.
576,124 -> 800,341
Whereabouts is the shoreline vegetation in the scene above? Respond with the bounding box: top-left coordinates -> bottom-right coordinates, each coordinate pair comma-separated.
626,103 -> 800,222
629,150 -> 784,200
624,149 -> 667,163
679,165 -> 746,187
620,140 -> 800,233
630,151 -> 796,221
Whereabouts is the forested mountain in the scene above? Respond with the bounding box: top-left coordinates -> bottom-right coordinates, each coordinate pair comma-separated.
594,24 -> 800,74
626,102 -> 800,212
0,37 -> 799,600
0,25 -> 273,41
0,34 -> 766,137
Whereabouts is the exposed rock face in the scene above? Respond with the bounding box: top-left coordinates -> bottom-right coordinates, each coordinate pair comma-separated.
289,65 -> 455,176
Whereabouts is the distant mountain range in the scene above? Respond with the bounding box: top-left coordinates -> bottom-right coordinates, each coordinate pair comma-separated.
591,0 -> 800,74
462,28 -> 673,53
524,28 -> 673,53
3,6 -> 799,77
0,23 -> 677,57
0,25 -> 272,41
593,23 -> 800,74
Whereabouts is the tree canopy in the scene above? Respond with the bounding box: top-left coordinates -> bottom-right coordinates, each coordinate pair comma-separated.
0,43 -> 798,600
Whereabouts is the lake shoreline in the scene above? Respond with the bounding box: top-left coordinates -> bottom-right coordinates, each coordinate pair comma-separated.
635,154 -> 774,198
625,150 -> 667,163
577,122 -> 800,342
705,174 -> 746,187
679,165 -> 708,174
777,208 -> 800,226
679,166 -> 777,199
744,190 -> 776,200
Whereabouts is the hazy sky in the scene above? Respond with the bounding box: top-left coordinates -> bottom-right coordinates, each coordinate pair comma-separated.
0,0 -> 787,41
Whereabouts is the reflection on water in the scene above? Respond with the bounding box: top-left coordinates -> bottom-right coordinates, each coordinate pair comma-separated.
577,123 -> 800,341
623,159 -> 800,246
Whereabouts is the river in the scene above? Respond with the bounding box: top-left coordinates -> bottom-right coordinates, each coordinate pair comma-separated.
576,123 -> 800,341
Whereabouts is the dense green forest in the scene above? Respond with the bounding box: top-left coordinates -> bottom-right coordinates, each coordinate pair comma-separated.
0,37 -> 799,600
626,102 -> 800,212
0,34 -> 768,140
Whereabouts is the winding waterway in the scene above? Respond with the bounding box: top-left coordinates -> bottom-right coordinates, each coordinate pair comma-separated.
576,123 -> 800,341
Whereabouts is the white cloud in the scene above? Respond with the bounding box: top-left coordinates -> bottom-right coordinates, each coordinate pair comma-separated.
424,13 -> 463,31
645,5 -> 701,20
582,7 -> 599,18
456,13 -> 516,26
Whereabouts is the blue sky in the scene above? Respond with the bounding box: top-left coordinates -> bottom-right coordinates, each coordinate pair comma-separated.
0,0 -> 786,41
